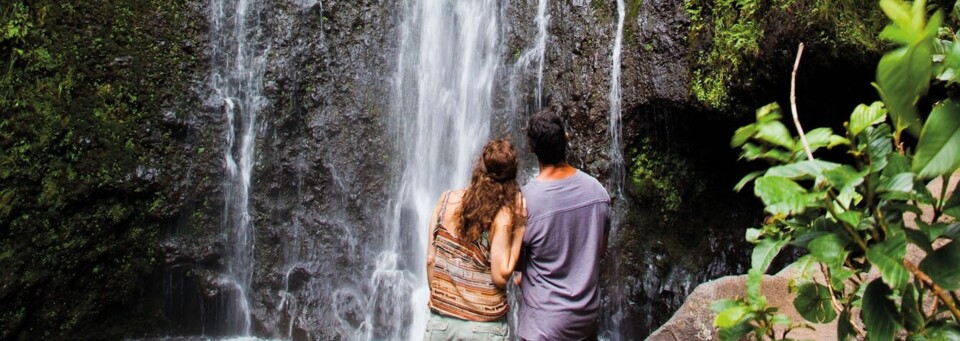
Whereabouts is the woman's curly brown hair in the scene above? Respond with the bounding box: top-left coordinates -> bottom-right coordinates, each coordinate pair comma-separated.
455,139 -> 525,243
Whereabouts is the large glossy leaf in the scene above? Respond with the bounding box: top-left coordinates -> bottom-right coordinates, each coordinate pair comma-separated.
878,173 -> 916,200
766,160 -> 841,180
866,232 -> 909,290
913,100 -> 960,179
862,279 -> 903,341
731,123 -> 757,148
876,44 -> 930,137
752,238 -> 788,272
754,176 -> 807,215
809,233 -> 847,269
805,127 -> 835,152
850,102 -> 888,138
919,241 -> 960,290
758,120 -> 796,150
793,282 -> 837,323
882,153 -> 911,178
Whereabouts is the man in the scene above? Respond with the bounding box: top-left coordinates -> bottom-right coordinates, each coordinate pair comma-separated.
517,108 -> 611,340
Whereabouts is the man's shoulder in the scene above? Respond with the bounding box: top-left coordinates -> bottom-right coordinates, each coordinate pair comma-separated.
573,170 -> 611,201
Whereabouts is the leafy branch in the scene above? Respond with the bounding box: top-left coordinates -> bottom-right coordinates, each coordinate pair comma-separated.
714,0 -> 960,340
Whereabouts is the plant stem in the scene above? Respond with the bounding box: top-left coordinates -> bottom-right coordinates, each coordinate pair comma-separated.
903,259 -> 960,321
819,263 -> 845,314
790,43 -> 814,161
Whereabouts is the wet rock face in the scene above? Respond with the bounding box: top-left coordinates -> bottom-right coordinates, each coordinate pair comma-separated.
156,0 -> 879,339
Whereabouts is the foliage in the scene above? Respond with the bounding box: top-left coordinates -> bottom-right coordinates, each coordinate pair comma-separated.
715,0 -> 960,339
628,138 -> 705,213
684,0 -> 888,109
0,0 -> 201,338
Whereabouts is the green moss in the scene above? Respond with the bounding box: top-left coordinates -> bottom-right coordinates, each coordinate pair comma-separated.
627,138 -> 705,213
684,0 -> 887,109
0,0 -> 202,338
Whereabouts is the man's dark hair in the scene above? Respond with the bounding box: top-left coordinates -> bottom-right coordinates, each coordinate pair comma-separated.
526,108 -> 567,165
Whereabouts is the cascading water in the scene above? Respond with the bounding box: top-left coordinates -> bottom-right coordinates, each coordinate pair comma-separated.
209,0 -> 267,336
510,0 -> 550,111
383,0 -> 500,339
601,0 -> 628,339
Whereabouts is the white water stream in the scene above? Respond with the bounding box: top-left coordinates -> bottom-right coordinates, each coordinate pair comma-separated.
209,0 -> 268,336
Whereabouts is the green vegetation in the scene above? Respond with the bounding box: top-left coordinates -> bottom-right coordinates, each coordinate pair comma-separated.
0,0 -> 201,338
628,139 -> 705,213
715,0 -> 960,339
684,0 -> 888,109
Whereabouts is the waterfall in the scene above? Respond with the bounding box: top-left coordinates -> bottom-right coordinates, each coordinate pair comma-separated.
384,0 -> 501,339
209,0 -> 268,336
511,0 -> 550,109
603,0 -> 627,339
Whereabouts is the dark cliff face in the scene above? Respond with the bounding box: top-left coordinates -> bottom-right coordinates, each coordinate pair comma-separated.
152,0 -> 882,339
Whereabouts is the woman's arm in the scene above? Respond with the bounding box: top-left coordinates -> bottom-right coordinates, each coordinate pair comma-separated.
490,199 -> 526,288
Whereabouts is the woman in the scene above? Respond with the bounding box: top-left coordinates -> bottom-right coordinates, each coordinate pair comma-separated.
425,139 -> 526,340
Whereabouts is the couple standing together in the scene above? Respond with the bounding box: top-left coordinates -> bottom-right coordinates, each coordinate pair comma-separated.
425,108 -> 611,340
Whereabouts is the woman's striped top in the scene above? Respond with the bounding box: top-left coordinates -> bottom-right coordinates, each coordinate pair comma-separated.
428,191 -> 508,321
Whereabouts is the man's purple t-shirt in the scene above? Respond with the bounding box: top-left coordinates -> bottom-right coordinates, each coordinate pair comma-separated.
518,170 -> 611,340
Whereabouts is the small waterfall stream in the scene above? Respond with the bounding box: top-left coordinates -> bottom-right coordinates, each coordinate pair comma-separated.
602,1 -> 627,339
208,0 -> 268,336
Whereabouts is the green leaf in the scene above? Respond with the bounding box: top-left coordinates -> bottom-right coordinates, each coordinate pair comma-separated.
754,176 -> 807,216
944,186 -> 960,219
920,324 -> 960,340
917,220 -> 948,242
913,99 -> 960,179
756,102 -> 782,122
732,123 -> 758,148
714,306 -> 749,328
905,227 -> 934,254
745,228 -> 762,243
710,298 -> 743,313
902,283 -> 925,333
866,125 -> 894,173
746,268 -> 765,308
758,120 -> 796,150
878,172 -> 915,195
718,321 -> 754,341
805,127 -> 835,151
883,153 -> 911,178
879,0 -> 912,30
862,279 -> 903,341
866,232 -> 909,290
919,241 -> 960,290
849,102 -> 888,138
752,237 -> 788,272
734,171 -> 763,192
837,309 -> 855,341
836,211 -> 864,230
809,233 -> 847,269
793,283 -> 837,323
766,160 -> 841,180
771,314 -> 791,327
943,222 -> 960,239
876,42 -> 932,137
